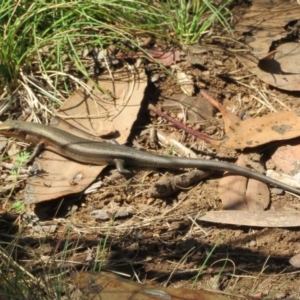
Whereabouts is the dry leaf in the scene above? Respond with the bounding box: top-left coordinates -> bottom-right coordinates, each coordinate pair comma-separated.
234,0 -> 300,90
218,155 -> 269,211
236,43 -> 300,91
219,172 -> 248,210
198,211 -> 300,227
162,93 -> 214,122
70,271 -> 229,300
25,152 -> 102,204
25,70 -> 147,203
200,90 -> 300,149
245,179 -> 270,211
235,0 -> 300,60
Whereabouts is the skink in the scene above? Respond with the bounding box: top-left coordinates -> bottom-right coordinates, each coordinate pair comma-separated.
0,119 -> 300,195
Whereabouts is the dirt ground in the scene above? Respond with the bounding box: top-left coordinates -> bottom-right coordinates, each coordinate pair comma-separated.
2,3 -> 300,300
15,49 -> 300,299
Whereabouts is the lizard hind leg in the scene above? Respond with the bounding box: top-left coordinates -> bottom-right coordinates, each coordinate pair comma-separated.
114,158 -> 133,178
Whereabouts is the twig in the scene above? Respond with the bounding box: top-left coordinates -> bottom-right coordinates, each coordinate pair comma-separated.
0,162 -> 30,174
148,103 -> 216,144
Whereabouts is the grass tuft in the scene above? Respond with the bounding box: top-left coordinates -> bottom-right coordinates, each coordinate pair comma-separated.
0,0 -> 232,105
